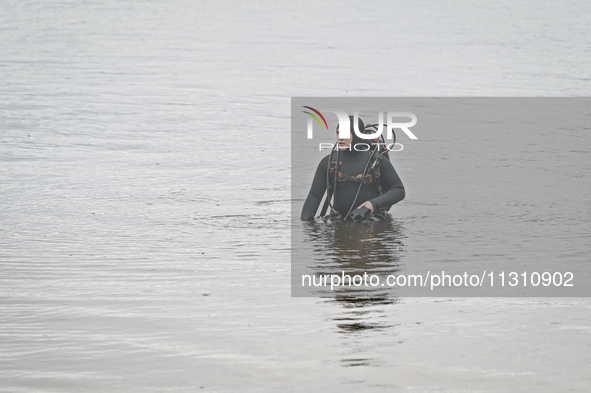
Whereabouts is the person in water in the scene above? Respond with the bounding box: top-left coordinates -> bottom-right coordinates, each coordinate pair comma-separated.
301,116 -> 405,221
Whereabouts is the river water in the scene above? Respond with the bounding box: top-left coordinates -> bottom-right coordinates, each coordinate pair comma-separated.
1,0 -> 591,392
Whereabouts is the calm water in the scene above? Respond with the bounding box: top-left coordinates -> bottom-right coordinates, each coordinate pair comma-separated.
1,0 -> 591,392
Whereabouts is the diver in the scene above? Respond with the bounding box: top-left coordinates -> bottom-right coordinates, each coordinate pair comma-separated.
301,116 -> 405,221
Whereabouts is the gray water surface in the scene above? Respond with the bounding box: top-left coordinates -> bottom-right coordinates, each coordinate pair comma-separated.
1,0 -> 591,392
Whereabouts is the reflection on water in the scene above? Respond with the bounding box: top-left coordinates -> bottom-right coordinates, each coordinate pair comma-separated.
301,217 -> 406,294
300,218 -> 406,339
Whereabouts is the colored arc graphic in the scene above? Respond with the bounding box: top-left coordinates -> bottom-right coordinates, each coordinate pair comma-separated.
302,106 -> 328,129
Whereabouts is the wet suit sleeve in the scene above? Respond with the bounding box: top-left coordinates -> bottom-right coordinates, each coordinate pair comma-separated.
369,157 -> 405,211
300,155 -> 330,220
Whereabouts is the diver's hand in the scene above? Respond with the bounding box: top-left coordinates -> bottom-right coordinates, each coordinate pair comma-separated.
357,201 -> 374,213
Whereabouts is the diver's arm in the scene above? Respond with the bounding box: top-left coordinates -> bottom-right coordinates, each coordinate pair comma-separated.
301,156 -> 329,220
368,157 -> 405,211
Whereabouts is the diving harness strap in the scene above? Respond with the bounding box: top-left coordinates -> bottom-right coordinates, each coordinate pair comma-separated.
319,145 -> 383,218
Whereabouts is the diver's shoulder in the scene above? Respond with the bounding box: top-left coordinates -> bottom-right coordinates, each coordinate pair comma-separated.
377,153 -> 394,167
319,154 -> 331,165
377,153 -> 390,161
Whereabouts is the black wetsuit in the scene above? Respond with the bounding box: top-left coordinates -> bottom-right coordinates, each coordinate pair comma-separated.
301,148 -> 405,220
